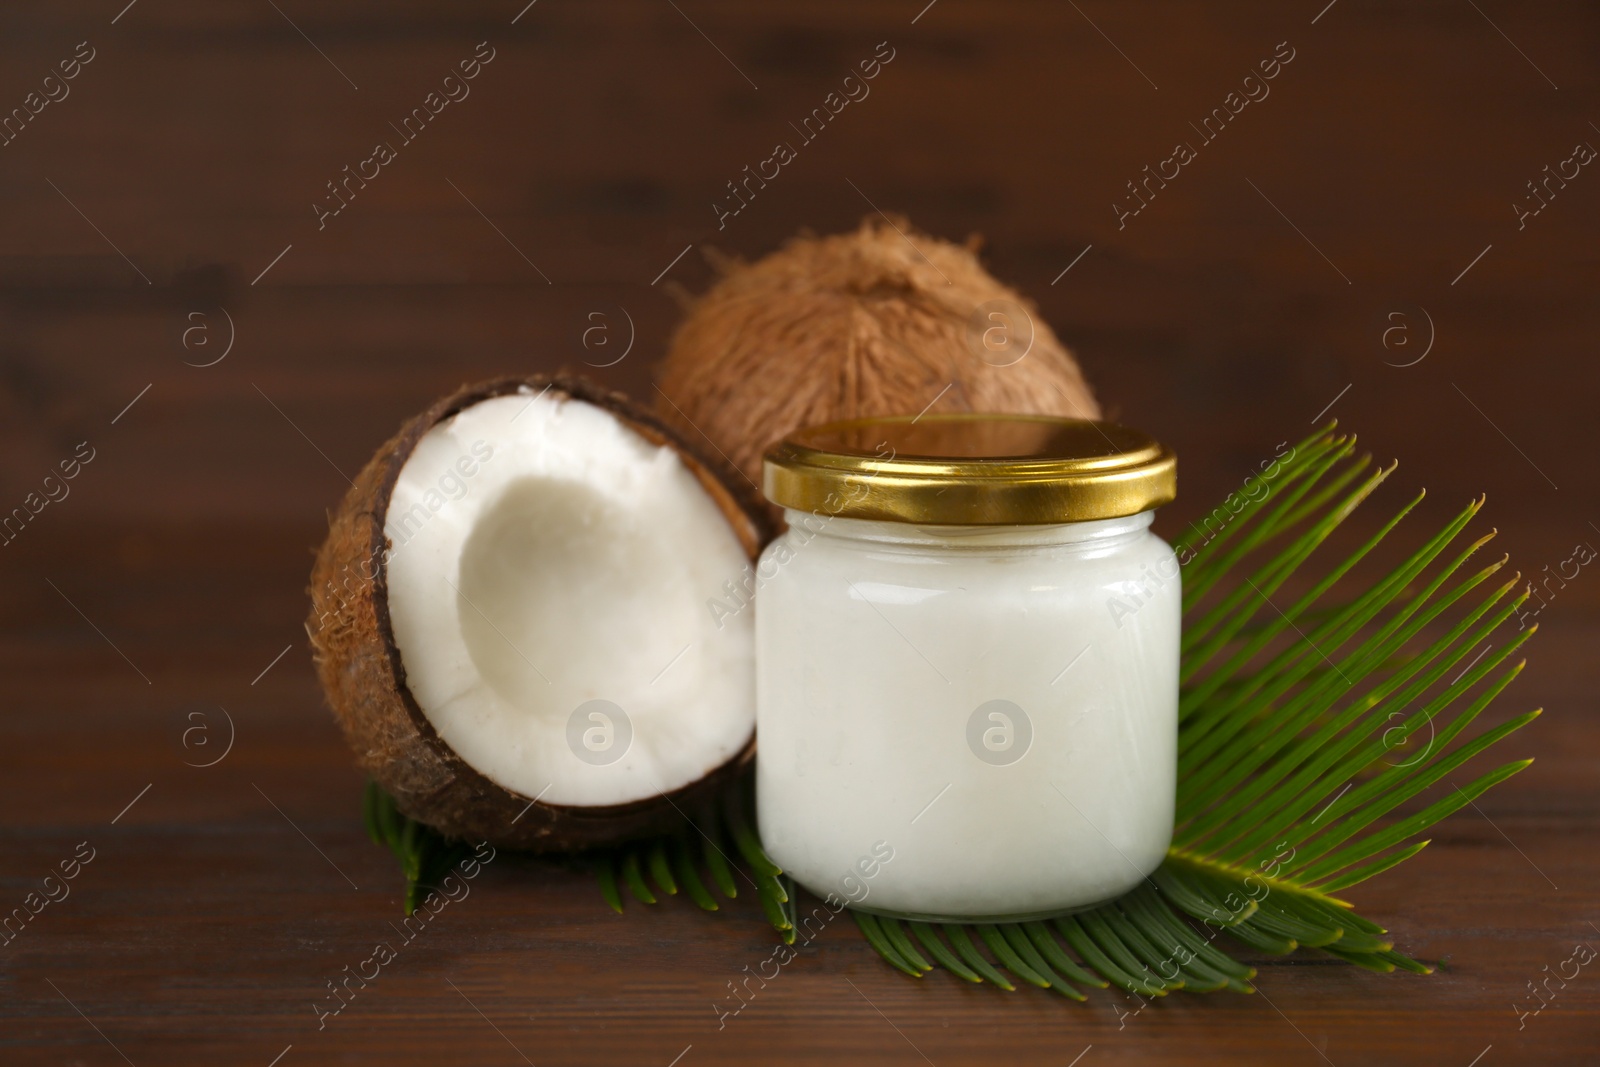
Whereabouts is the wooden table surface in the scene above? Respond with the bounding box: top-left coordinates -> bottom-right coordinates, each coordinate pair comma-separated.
1,2 -> 1596,1063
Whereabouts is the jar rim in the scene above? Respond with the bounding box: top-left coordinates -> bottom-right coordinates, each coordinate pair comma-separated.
763,413 -> 1176,525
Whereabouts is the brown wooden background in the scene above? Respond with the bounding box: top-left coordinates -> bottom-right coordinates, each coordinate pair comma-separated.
1,1 -> 1596,1064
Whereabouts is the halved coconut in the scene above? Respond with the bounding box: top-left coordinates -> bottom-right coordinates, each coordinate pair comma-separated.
309,375 -> 769,850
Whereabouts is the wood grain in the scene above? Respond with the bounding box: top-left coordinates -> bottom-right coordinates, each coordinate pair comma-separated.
1,1 -> 1596,1063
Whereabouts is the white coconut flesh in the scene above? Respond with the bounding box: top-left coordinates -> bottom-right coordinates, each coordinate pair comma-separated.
382,389 -> 754,808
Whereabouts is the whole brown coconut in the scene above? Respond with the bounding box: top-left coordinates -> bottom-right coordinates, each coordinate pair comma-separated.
308,374 -> 769,851
655,216 -> 1100,493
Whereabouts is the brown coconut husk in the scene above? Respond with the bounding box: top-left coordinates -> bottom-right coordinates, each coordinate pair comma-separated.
307,374 -> 768,851
655,216 -> 1101,497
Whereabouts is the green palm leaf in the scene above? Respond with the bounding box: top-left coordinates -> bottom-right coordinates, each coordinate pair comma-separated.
362,779 -> 474,916
365,426 -> 1538,998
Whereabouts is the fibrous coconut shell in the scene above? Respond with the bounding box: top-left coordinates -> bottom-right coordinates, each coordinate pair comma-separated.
655,216 -> 1101,495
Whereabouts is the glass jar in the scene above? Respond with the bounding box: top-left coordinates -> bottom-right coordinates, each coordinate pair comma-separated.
755,414 -> 1179,922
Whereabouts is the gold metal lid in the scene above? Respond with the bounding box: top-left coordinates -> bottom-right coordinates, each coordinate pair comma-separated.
763,413 -> 1176,525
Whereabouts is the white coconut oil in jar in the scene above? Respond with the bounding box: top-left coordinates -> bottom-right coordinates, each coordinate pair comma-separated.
755,414 -> 1180,922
